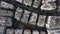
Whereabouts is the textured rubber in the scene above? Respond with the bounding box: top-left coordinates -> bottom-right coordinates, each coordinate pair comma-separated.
0,0 -> 59,34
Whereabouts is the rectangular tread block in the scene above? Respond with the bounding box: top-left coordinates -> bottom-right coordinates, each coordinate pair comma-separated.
32,30 -> 39,34
0,9 -> 14,17
15,7 -> 23,21
15,29 -> 23,34
40,31 -> 46,34
37,15 -> 46,27
23,0 -> 32,6
6,29 -> 14,34
47,30 -> 60,34
15,0 -> 23,3
24,30 -> 31,34
0,1 -> 14,9
0,16 -> 13,26
21,10 -> 30,23
46,16 -> 60,30
0,26 -> 6,34
29,13 -> 38,25
33,0 -> 41,8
